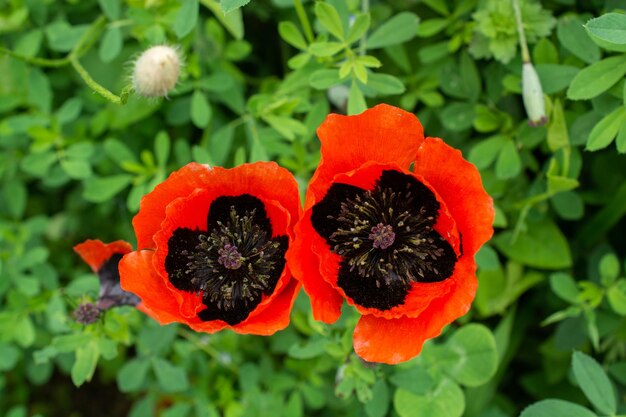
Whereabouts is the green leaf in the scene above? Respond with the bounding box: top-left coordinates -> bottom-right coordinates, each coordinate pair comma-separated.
56,97 -> 83,125
473,105 -> 502,133
585,13 -> 626,51
367,12 -> 419,49
535,64 -> 579,94
279,21 -> 307,50
572,351 -> 616,415
99,27 -> 123,63
417,18 -> 448,37
460,51 -> 480,102
346,14 -> 370,45
393,379 -> 464,417
152,358 -> 189,393
617,117 -> 626,153
469,135 -> 506,169
533,38 -> 558,65
190,90 -> 212,128
364,380 -> 389,417
173,0 -> 199,39
202,0 -> 243,39
549,272 -> 579,303
493,218 -> 572,269
284,392 -> 303,417
551,191 -> 584,220
389,366 -> 434,395
309,41 -> 344,57
315,2 -> 344,40
220,0 -> 250,14
61,159 -> 92,179
445,324 -> 499,387
71,341 -> 99,387
422,0 -> 449,16
154,131 -> 171,167
567,55 -> 626,100
547,99 -> 569,151
263,115 -> 305,141
586,106 -> 626,151
348,82 -> 367,115
83,175 -> 133,203
608,280 -> 626,316
98,0 -> 120,19
309,69 -> 341,89
104,138 -> 137,165
3,179 -> 26,219
0,343 -> 20,371
367,73 -> 405,95
288,338 -> 328,359
495,139 -> 521,180
520,399 -> 596,417
45,20 -> 89,53
557,16 -> 600,64
440,102 -> 475,131
117,358 -> 150,393
14,316 -> 35,347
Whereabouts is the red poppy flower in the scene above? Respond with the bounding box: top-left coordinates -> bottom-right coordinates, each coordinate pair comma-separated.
74,239 -> 140,311
286,104 -> 494,364
119,162 -> 302,335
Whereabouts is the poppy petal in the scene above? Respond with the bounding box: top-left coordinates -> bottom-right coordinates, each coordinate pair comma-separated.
73,239 -> 133,272
134,163 -> 213,250
414,138 -> 494,257
287,214 -> 343,324
119,250 -> 184,325
353,256 -> 477,364
308,104 -> 424,208
230,278 -> 301,335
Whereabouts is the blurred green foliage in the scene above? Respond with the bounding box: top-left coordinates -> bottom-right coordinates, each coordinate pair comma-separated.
1,0 -> 626,416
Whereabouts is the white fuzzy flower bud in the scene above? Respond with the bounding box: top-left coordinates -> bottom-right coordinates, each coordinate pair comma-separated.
132,45 -> 181,98
522,62 -> 547,127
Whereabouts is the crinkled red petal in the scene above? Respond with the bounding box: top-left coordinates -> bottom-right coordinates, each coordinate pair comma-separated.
353,256 -> 477,364
119,250 -> 186,325
308,104 -> 424,210
73,239 -> 133,272
133,163 -> 213,250
190,278 -> 301,335
414,137 -> 494,257
287,212 -> 344,324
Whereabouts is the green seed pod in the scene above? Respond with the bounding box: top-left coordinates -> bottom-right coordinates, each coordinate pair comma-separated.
522,62 -> 547,127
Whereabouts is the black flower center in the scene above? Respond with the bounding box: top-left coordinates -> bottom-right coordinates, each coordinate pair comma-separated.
165,194 -> 288,325
311,170 -> 457,311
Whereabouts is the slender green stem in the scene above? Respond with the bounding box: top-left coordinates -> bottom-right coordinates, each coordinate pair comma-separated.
0,46 -> 69,67
70,56 -> 128,104
359,0 -> 369,55
511,203 -> 530,243
294,0 -> 314,43
511,0 -> 530,62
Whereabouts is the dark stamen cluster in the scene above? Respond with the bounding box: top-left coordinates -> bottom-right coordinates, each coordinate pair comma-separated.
179,206 -> 283,312
328,183 -> 449,288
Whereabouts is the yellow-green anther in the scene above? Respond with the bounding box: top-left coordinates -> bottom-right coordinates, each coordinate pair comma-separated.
522,62 -> 547,126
